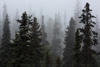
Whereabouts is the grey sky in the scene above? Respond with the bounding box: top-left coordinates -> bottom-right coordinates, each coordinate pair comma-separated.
0,0 -> 99,24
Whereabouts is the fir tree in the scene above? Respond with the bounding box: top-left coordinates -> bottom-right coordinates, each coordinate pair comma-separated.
9,12 -> 33,67
73,29 -> 82,67
46,17 -> 54,45
79,3 -> 98,67
51,14 -> 62,57
41,16 -> 49,46
63,17 -> 76,67
30,17 -> 43,67
0,14 -> 11,67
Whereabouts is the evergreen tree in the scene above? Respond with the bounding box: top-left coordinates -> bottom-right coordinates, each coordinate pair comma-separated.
2,3 -> 7,25
9,12 -> 33,67
46,17 -> 54,45
51,14 -> 62,57
63,17 -> 76,67
79,3 -> 98,67
73,29 -> 82,67
0,14 -> 11,67
1,3 -> 7,41
41,16 -> 49,46
30,17 -> 43,67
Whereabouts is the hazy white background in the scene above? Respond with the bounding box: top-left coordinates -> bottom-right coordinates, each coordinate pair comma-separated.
0,0 -> 99,24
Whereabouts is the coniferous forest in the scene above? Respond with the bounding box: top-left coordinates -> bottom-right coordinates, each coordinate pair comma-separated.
0,0 -> 100,67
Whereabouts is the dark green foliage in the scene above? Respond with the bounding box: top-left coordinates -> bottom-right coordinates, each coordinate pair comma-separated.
55,56 -> 62,67
73,29 -> 82,67
0,14 -> 11,67
79,3 -> 98,67
9,12 -> 33,67
63,17 -> 76,67
30,17 -> 43,67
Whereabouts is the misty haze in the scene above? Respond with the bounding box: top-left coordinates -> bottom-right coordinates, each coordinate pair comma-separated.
0,0 -> 100,67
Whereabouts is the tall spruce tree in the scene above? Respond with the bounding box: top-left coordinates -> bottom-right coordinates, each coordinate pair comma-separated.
30,17 -> 43,67
9,12 -> 33,67
51,14 -> 62,57
73,29 -> 82,67
79,3 -> 98,67
0,14 -> 11,67
46,17 -> 54,45
63,17 -> 76,67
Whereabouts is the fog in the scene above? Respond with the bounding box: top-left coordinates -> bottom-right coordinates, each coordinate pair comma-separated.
0,0 -> 100,24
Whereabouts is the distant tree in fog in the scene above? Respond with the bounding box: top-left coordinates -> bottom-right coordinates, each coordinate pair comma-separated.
46,17 -> 54,45
51,14 -> 63,58
41,16 -> 50,46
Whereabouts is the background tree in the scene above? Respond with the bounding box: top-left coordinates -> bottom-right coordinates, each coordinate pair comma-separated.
41,16 -> 50,46
51,14 -> 62,57
46,17 -> 54,45
79,3 -> 98,67
63,17 -> 76,67
0,14 -> 11,67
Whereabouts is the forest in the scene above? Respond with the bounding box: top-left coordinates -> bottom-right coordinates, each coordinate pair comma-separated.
0,0 -> 100,67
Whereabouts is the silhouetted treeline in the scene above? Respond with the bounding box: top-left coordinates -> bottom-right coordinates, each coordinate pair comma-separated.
0,1 -> 100,67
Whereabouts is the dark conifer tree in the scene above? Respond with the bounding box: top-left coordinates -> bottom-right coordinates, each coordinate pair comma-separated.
0,14 -> 11,67
63,17 -> 76,67
30,17 -> 43,67
9,12 -> 33,67
79,3 -> 98,67
73,29 -> 82,67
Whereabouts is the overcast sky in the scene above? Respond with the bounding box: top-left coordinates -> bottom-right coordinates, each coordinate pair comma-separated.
0,0 -> 99,24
